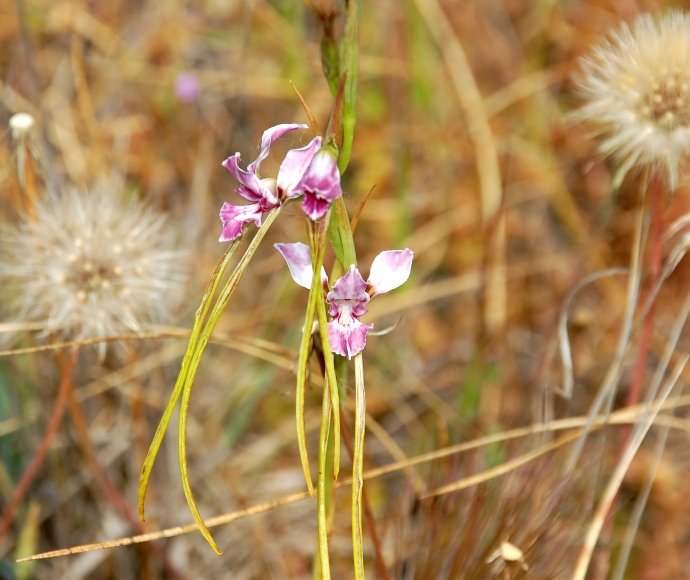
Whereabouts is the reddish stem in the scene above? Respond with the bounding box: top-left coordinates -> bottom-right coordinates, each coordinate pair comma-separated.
595,172 -> 664,576
625,173 -> 664,413
0,348 -> 80,544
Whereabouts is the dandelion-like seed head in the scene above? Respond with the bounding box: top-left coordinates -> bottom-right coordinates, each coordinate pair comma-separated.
575,11 -> 690,190
1,186 -> 186,351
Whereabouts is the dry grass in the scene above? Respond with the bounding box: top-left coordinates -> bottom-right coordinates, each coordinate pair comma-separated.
2,0 -> 690,578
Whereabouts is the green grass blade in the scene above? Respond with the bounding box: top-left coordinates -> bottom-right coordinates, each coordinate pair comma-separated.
328,197 -> 357,270
316,291 -> 340,478
295,213 -> 331,497
295,283 -> 318,498
352,353 -> 366,580
138,241 -> 239,522
316,375 -> 333,578
338,0 -> 359,174
176,207 -> 282,552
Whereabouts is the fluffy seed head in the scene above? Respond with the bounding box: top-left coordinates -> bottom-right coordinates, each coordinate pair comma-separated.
575,11 -> 690,189
1,186 -> 186,351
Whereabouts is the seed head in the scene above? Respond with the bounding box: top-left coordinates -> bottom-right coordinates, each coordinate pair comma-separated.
1,186 -> 186,352
575,11 -> 690,190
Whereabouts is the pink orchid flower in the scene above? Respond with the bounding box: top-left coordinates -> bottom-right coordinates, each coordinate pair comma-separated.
275,243 -> 413,358
219,125 -> 343,241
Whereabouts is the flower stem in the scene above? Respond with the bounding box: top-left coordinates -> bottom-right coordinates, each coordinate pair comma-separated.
339,403 -> 390,580
352,353 -> 366,580
316,290 -> 341,477
626,173 -> 663,414
316,375 -> 333,579
595,172 -> 664,575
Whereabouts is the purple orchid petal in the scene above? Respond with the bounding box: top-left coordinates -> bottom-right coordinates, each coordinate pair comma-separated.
294,150 -> 342,220
301,195 -> 332,222
234,185 -> 263,204
219,202 -> 264,242
326,267 -> 373,359
367,249 -> 414,297
328,318 -> 373,359
235,178 -> 278,205
247,123 -> 309,174
277,136 -> 322,198
327,265 -> 370,309
222,155 -> 279,206
275,242 -> 328,290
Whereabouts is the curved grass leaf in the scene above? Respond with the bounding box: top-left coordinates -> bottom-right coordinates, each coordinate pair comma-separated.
176,207 -> 282,552
138,241 -> 239,522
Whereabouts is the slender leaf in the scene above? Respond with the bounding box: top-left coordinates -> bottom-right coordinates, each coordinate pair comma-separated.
316,375 -> 333,579
352,353 -> 366,579
295,212 -> 331,497
338,0 -> 359,174
176,207 -> 282,552
138,240 -> 239,521
316,290 -> 340,477
320,13 -> 340,97
328,197 -> 357,269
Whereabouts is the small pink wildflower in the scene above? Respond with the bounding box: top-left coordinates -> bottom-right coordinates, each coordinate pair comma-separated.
275,243 -> 413,358
219,125 -> 343,241
174,72 -> 200,103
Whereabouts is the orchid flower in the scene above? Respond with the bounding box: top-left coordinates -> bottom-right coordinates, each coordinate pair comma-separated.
291,149 -> 342,221
219,124 -> 321,241
275,242 -> 413,358
219,125 -> 343,241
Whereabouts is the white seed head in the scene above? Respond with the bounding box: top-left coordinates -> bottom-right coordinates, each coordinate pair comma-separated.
574,11 -> 690,190
9,113 -> 35,141
1,186 -> 187,351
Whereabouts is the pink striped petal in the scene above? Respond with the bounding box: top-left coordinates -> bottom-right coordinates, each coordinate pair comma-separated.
221,154 -> 278,205
294,150 -> 342,220
247,123 -> 308,174
328,318 -> 373,359
326,265 -> 369,311
367,249 -> 414,297
219,202 -> 264,242
277,136 -> 322,197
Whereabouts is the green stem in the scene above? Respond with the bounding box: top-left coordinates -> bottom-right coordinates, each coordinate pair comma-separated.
338,0 -> 359,175
316,291 -> 341,477
295,212 -> 332,496
316,376 -> 333,579
352,353 -> 366,579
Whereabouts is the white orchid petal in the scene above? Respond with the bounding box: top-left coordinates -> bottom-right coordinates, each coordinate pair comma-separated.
275,242 -> 327,290
367,249 -> 414,297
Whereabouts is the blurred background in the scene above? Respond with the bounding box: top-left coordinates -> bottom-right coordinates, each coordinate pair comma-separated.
1,0 -> 690,578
